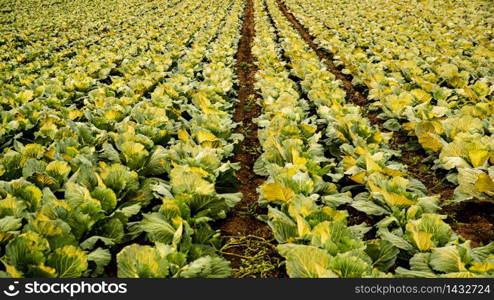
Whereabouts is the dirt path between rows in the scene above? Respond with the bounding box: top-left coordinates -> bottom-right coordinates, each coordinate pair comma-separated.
215,0 -> 285,278
276,0 -> 367,106
275,0 -> 494,247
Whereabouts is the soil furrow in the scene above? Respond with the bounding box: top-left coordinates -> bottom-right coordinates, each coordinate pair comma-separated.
215,0 -> 286,278
275,0 -> 455,197
275,0 -> 367,106
275,0 -> 494,247
275,0 -> 439,193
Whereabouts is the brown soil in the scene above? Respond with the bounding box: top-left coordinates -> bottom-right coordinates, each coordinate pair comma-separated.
392,132 -> 455,197
215,0 -> 286,278
275,0 -> 494,247
442,202 -> 494,247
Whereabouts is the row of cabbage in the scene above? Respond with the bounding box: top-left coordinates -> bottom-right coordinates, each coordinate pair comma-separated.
252,0 -> 494,277
116,0 -> 245,278
0,0 -> 244,278
0,0 -> 159,67
1,0 -> 182,145
283,0 -> 494,204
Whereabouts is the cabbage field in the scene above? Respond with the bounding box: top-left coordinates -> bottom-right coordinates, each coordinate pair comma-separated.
0,0 -> 493,278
